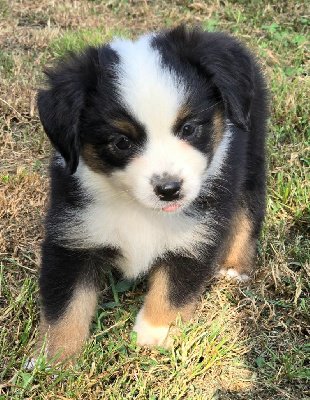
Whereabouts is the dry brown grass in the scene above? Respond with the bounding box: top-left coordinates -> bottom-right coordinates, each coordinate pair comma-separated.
1,1 -> 309,399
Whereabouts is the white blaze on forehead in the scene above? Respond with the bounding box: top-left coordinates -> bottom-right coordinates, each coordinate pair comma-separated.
110,34 -> 187,137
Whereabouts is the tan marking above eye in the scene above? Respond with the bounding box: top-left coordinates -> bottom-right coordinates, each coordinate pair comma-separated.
212,110 -> 226,150
172,105 -> 192,133
110,119 -> 139,138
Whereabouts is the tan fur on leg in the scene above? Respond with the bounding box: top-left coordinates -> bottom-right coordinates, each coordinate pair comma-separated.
219,211 -> 256,281
38,285 -> 97,364
133,268 -> 196,347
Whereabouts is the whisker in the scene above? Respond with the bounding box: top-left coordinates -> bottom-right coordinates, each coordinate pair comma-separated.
193,100 -> 223,115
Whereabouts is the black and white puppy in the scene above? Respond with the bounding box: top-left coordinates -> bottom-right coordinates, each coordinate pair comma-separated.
37,25 -> 268,362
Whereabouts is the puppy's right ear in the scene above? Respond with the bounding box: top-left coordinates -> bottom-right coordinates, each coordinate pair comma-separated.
37,49 -> 98,174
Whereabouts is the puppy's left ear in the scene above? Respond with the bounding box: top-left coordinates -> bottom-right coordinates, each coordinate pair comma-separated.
200,33 -> 255,131
166,27 -> 256,131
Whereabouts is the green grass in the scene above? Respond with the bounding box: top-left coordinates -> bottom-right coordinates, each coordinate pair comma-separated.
0,1 -> 309,399
50,27 -> 128,58
0,267 -> 250,399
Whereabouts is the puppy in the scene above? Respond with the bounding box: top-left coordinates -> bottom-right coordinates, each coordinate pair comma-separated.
37,25 -> 268,362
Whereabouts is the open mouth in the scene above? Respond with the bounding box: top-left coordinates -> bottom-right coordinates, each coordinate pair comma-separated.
161,204 -> 181,212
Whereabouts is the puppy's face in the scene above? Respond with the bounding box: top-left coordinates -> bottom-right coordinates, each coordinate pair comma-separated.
38,27 -> 254,212
79,35 -> 227,212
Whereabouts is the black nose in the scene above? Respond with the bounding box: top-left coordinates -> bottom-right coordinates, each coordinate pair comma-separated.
154,181 -> 181,201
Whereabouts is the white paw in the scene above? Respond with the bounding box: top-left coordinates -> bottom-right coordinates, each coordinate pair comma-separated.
133,309 -> 170,347
23,357 -> 37,370
217,268 -> 250,282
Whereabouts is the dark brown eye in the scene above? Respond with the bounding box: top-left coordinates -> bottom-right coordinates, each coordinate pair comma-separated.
114,136 -> 132,150
182,123 -> 197,138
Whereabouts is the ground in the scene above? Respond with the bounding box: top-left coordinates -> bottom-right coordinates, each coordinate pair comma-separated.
0,1 -> 309,399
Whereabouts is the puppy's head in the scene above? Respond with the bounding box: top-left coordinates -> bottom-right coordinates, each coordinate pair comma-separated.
38,26 -> 255,212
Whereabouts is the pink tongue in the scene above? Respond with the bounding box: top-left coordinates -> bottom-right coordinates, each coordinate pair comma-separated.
162,204 -> 180,212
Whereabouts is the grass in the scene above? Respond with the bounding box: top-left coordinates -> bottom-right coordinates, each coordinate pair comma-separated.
0,0 -> 309,399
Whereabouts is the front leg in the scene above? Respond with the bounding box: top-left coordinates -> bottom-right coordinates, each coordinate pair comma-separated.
133,256 -> 212,347
38,241 -> 115,363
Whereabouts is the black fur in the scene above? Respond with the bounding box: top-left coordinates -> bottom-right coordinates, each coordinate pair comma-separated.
153,26 -> 257,130
38,46 -> 121,174
37,25 -> 268,359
